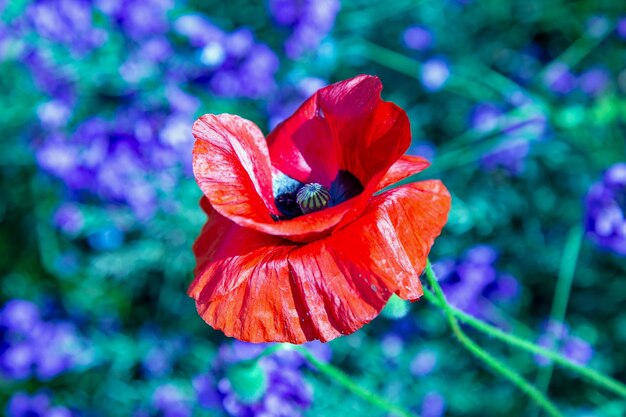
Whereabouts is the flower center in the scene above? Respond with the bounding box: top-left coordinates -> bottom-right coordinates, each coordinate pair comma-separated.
272,170 -> 364,220
296,183 -> 331,214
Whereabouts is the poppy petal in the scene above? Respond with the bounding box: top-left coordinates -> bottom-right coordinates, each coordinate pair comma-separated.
328,180 -> 451,301
267,75 -> 411,188
266,92 -> 338,186
192,111 -> 403,243
192,114 -> 277,224
190,181 -> 450,343
194,237 -> 393,343
378,155 -> 431,190
190,203 -> 391,343
190,198 -> 289,304
329,100 -> 411,186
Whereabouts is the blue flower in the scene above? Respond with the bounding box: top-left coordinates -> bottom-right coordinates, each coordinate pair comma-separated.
578,66 -> 611,96
618,16 -> 626,39
434,246 -> 520,325
7,392 -> 72,417
471,102 -> 547,175
26,0 -> 107,53
410,348 -> 438,377
194,341 -> 324,416
97,0 -> 172,40
269,0 -> 340,58
152,384 -> 191,417
535,321 -> 593,366
585,163 -> 626,255
402,25 -> 433,51
0,300 -> 88,381
174,14 -> 279,98
543,63 -> 576,95
421,392 -> 446,417
420,58 -> 449,92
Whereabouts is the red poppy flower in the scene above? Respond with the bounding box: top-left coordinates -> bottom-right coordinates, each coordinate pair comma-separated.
190,75 -> 451,343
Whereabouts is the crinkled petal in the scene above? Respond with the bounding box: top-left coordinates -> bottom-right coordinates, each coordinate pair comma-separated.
190,198 -> 288,303
378,155 -> 431,190
189,181 -> 450,343
192,114 -> 367,242
330,180 -> 451,300
192,114 -> 277,223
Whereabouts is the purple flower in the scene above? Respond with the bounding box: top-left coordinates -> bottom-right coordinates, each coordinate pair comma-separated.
22,51 -> 75,102
407,141 -> 436,161
1,300 -> 88,381
578,67 -> 610,96
481,139 -> 530,175
97,0 -> 172,40
470,103 -> 503,133
585,163 -> 626,255
475,103 -> 547,175
53,203 -> 84,235
269,0 -> 340,58
410,349 -> 438,376
166,85 -> 200,115
403,25 -> 433,51
618,17 -> 626,39
139,327 -> 189,378
544,63 -> 576,94
175,15 -> 279,98
1,300 -> 40,333
152,385 -> 191,417
381,333 -> 404,359
421,392 -> 446,417
421,58 -> 449,92
35,104 -> 197,219
535,321 -> 593,366
27,0 -> 107,53
435,245 -> 520,325
7,392 -> 72,417
37,100 -> 72,129
195,342 -> 318,417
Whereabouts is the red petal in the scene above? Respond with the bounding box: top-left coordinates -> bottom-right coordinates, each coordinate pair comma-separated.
265,92 -> 337,186
192,114 -> 277,224
189,180 -> 451,343
192,77 -> 423,243
190,198 -> 288,304
192,114 -> 357,242
378,155 -> 431,190
267,75 -> 411,188
190,203 -> 389,342
329,180 -> 451,300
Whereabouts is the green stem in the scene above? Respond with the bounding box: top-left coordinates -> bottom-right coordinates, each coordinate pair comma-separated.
238,344 -> 287,367
355,39 -> 498,102
248,344 -> 417,417
534,18 -> 613,84
424,261 -> 564,417
534,226 -> 584,406
30,175 -> 62,275
292,346 -> 417,417
549,225 -> 584,328
421,282 -> 626,399
430,115 -> 544,173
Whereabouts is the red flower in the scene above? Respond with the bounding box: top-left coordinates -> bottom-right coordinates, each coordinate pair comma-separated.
190,75 -> 451,343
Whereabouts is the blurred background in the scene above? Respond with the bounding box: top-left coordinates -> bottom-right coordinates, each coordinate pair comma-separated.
1,0 -> 626,416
